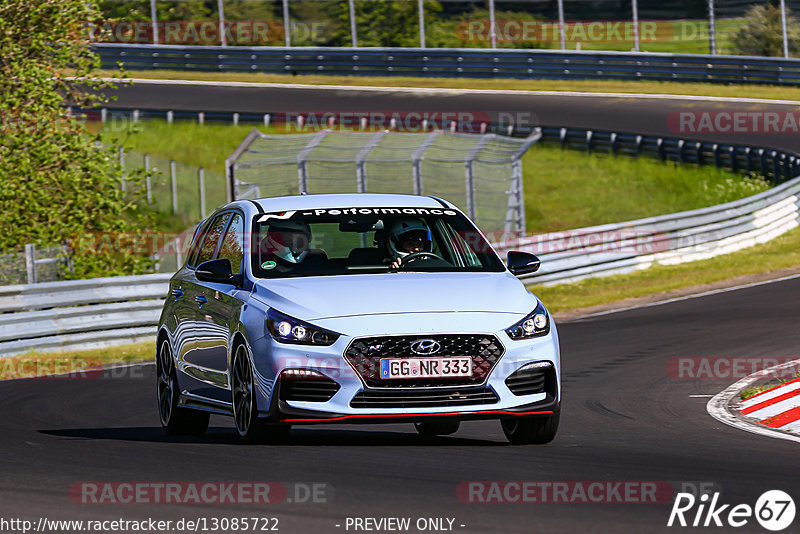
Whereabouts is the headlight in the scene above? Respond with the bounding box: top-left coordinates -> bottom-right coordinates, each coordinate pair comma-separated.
266,309 -> 340,346
505,302 -> 550,340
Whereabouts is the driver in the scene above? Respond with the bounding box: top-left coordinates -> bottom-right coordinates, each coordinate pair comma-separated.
259,220 -> 312,272
387,219 -> 433,269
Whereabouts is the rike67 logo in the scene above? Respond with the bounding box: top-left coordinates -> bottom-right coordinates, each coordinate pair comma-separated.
668,490 -> 795,531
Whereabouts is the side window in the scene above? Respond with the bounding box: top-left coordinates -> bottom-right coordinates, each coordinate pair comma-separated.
217,213 -> 245,274
195,213 -> 231,266
186,219 -> 209,268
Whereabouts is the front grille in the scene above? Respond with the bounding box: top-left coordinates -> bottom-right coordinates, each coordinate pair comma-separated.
280,378 -> 340,402
350,387 -> 499,409
505,365 -> 556,396
344,334 -> 504,388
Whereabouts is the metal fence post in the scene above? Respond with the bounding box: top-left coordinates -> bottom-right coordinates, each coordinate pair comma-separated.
199,168 -> 207,219
355,131 -> 388,193
150,0 -> 158,44
489,0 -> 497,49
25,244 -> 36,285
283,0 -> 291,46
144,154 -> 152,205
418,0 -> 426,48
175,236 -> 183,268
118,147 -> 126,191
170,160 -> 178,215
780,0 -> 790,58
708,0 -> 716,55
411,131 -> 441,195
557,0 -> 566,50
348,0 -> 358,47
632,0 -> 640,52
464,136 -> 493,221
233,113 -> 239,127
217,0 -> 226,46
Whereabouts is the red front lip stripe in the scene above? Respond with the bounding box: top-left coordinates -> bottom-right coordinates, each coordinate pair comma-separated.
282,409 -> 554,423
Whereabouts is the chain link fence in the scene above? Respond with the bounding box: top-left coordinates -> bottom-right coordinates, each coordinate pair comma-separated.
94,0 -> 800,57
228,128 -> 540,235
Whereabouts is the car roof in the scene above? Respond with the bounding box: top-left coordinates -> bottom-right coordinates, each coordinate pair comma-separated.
249,193 -> 456,212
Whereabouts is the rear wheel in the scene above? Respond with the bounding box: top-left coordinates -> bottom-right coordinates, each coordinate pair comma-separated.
231,343 -> 290,443
501,413 -> 559,445
414,419 -> 460,436
157,339 -> 209,435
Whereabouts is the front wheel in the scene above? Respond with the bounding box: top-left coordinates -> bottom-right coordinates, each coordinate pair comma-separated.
501,413 -> 559,445
231,343 -> 290,443
157,339 -> 209,435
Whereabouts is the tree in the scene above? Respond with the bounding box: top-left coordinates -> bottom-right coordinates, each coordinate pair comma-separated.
729,2 -> 800,57
0,0 -> 154,279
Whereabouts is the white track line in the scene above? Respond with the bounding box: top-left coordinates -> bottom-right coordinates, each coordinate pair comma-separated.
96,77 -> 800,105
707,358 -> 800,444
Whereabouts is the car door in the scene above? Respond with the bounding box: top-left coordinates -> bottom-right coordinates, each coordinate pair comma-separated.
193,211 -> 248,401
180,211 -> 231,398
169,221 -> 208,369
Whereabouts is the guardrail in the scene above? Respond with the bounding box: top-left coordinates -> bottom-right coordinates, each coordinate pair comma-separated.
494,174 -> 800,285
0,274 -> 171,356
92,44 -> 800,85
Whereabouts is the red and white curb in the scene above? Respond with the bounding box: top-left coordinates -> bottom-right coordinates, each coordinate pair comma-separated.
736,378 -> 800,433
707,358 -> 800,444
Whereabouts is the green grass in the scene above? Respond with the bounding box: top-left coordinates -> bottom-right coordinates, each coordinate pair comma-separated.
101,120 -> 769,234
0,342 -> 153,380
531,225 -> 800,314
100,69 -> 800,102
522,146 -> 769,232
740,385 -> 773,400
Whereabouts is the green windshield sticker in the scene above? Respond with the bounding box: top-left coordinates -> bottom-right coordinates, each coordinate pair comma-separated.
261,260 -> 277,270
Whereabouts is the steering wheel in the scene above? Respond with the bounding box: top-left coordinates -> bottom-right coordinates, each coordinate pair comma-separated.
401,251 -> 445,266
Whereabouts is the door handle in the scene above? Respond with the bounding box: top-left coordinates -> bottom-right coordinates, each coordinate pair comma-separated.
171,288 -> 184,301
195,295 -> 208,308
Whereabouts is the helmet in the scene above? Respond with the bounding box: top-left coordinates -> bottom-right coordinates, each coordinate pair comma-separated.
262,221 -> 311,264
388,219 -> 432,260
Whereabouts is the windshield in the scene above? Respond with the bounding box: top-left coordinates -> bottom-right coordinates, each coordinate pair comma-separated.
251,207 -> 505,278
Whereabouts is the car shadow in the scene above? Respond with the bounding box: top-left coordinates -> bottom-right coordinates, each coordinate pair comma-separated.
39,426 -> 505,446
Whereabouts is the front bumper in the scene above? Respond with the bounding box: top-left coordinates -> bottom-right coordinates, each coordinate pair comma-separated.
249,323 -> 561,425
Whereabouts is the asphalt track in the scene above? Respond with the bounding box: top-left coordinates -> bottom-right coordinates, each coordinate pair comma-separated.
4,82 -> 798,532
101,80 -> 800,151
2,276 -> 800,533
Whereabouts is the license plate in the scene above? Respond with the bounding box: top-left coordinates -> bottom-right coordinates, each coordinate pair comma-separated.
380,357 -> 472,379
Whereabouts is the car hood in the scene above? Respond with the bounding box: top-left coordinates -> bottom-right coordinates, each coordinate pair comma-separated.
250,271 -> 537,321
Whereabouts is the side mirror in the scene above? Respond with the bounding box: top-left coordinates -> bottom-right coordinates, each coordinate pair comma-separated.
507,251 -> 541,276
196,258 -> 242,285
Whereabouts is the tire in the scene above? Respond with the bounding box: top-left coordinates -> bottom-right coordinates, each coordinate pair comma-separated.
157,339 -> 209,435
414,419 -> 460,436
231,343 -> 290,443
501,413 -> 559,445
